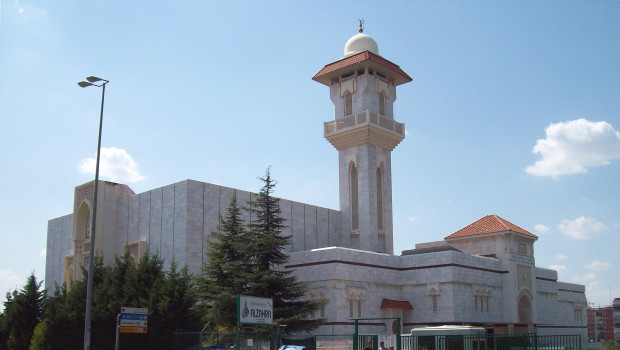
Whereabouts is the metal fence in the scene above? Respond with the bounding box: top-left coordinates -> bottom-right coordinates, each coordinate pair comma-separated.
173,332 -> 582,350
401,333 -> 582,350
173,330 -> 271,350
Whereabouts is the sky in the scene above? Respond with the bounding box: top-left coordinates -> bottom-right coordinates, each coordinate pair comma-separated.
1,1 -> 619,310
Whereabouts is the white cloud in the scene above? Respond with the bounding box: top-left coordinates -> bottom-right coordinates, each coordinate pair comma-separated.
534,224 -> 549,234
549,264 -> 568,280
549,264 -> 567,274
584,260 -> 610,271
0,270 -> 23,298
408,216 -> 420,222
14,0 -> 48,19
572,272 -> 597,284
0,270 -> 22,285
554,254 -> 567,261
40,248 -> 46,258
78,147 -> 146,183
525,119 -> 620,177
558,216 -> 607,240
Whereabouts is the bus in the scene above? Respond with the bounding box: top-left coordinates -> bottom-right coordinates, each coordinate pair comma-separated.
406,325 -> 487,350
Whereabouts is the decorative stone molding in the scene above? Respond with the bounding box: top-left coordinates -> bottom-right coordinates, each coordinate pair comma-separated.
324,111 -> 405,151
308,287 -> 328,300
340,77 -> 356,96
347,286 -> 366,301
124,240 -> 147,263
472,284 -> 492,296
375,78 -> 390,97
427,283 -> 440,296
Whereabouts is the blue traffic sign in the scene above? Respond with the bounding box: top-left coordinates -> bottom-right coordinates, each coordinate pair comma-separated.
120,313 -> 147,321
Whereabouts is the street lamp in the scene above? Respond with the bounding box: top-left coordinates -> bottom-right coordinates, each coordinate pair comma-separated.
78,75 -> 109,350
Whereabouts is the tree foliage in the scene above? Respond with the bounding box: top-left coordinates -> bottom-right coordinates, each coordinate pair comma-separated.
197,193 -> 249,330
2,169 -> 326,348
198,168 -> 326,333
1,273 -> 44,350
39,254 -> 199,350
603,340 -> 619,350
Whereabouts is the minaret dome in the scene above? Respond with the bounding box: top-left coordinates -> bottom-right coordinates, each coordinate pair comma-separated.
343,33 -> 379,57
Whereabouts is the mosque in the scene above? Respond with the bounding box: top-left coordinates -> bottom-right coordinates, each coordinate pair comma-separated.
45,28 -> 587,341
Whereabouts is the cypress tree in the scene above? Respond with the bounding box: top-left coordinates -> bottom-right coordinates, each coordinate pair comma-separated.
245,168 -> 326,333
2,273 -> 44,350
197,193 -> 249,330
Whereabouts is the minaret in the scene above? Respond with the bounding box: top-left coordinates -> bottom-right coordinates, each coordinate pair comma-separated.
313,27 -> 412,254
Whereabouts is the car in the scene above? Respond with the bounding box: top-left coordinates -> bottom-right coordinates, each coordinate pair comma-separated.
278,345 -> 306,350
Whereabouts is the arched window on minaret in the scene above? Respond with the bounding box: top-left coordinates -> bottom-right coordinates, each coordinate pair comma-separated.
377,164 -> 384,231
349,161 -> 359,231
379,90 -> 386,116
344,90 -> 353,116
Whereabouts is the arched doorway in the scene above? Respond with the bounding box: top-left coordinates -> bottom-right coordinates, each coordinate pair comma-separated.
518,294 -> 532,324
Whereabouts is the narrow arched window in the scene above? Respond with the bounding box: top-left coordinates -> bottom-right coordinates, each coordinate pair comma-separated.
379,91 -> 386,116
350,162 -> 359,231
85,211 -> 91,239
377,167 -> 384,230
344,91 -> 353,116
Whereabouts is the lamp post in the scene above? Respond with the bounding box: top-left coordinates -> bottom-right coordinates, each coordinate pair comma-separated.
78,76 -> 109,350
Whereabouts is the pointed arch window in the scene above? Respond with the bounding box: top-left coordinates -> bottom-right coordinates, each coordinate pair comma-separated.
344,91 -> 353,116
379,90 -> 386,116
85,211 -> 91,239
350,162 -> 359,231
377,166 -> 384,230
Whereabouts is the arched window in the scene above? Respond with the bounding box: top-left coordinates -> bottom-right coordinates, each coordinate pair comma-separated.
350,162 -> 359,231
344,91 -> 353,116
76,202 -> 92,241
379,90 -> 386,116
64,265 -> 73,289
85,211 -> 91,239
377,166 -> 384,230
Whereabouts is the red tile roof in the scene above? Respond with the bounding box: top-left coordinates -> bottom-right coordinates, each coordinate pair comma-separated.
380,298 -> 413,310
445,214 -> 538,240
312,51 -> 412,86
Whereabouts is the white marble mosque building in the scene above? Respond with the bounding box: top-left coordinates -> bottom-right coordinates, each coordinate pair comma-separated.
45,30 -> 587,341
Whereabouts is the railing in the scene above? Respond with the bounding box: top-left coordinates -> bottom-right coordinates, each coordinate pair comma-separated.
401,333 -> 582,350
173,332 -> 583,350
324,110 -> 405,137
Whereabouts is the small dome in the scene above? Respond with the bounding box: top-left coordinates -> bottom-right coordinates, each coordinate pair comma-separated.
343,33 -> 379,57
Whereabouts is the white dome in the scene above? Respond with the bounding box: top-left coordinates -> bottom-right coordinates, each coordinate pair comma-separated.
343,33 -> 379,57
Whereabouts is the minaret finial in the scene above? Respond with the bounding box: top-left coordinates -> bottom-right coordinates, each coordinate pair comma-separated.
358,19 -> 364,33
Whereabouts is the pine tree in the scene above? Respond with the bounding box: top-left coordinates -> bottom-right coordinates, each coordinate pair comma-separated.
245,168 -> 326,333
197,193 -> 249,330
2,273 -> 44,350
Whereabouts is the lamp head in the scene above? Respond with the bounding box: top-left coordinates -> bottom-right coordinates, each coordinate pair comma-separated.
86,76 -> 104,83
78,81 -> 94,88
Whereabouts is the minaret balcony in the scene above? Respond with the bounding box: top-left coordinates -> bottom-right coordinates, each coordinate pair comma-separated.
324,109 -> 405,151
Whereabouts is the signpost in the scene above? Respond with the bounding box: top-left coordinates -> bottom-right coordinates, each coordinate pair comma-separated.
120,307 -> 148,333
115,307 -> 148,350
238,295 -> 273,325
237,296 -> 273,350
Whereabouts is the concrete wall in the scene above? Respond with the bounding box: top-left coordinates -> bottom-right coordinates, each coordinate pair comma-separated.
45,214 -> 73,291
